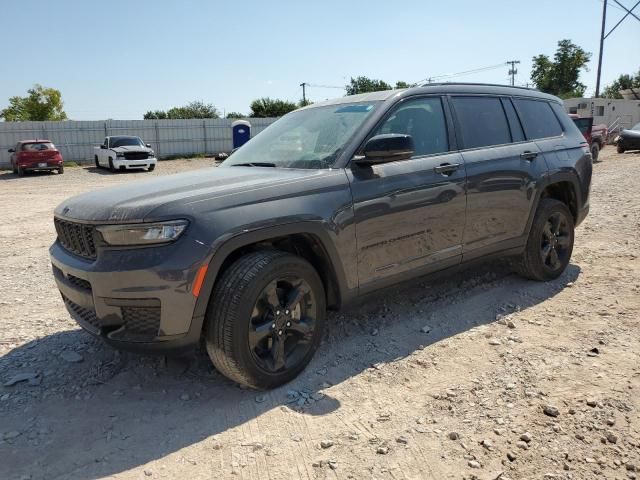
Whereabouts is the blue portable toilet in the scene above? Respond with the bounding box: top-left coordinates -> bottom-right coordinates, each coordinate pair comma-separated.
231,120 -> 251,149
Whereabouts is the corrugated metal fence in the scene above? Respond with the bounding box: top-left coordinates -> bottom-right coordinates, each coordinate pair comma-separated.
0,118 -> 278,168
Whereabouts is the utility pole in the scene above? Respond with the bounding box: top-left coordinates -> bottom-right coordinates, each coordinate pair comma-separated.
506,60 -> 521,86
595,0 -> 607,97
300,82 -> 307,103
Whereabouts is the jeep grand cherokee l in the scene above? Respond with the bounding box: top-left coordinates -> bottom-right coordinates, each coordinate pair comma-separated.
50,83 -> 592,389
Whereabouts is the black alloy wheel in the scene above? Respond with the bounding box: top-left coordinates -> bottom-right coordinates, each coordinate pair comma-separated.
516,198 -> 575,281
540,211 -> 571,271
205,250 -> 326,389
248,277 -> 317,374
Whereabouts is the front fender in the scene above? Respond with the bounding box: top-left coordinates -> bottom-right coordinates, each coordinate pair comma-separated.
190,220 -> 356,328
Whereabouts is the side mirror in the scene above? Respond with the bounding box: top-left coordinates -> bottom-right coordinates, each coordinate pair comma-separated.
8,148 -> 15,153
356,134 -> 414,165
145,143 -> 151,148
100,145 -> 107,149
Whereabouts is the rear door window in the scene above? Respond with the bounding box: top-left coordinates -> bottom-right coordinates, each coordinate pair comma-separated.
450,96 -> 511,149
513,98 -> 563,139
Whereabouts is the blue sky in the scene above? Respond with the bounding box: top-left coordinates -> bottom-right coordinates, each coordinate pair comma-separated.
2,0 -> 638,120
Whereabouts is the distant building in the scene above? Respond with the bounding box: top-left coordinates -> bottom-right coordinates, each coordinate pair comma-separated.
563,98 -> 640,131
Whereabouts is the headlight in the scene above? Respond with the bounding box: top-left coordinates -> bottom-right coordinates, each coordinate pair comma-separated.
96,220 -> 188,246
116,152 -> 125,158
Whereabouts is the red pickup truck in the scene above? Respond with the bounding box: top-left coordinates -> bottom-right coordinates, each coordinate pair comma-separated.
569,114 -> 607,162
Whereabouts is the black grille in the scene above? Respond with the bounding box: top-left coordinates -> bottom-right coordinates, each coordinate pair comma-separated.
123,152 -> 150,160
122,307 -> 160,337
67,274 -> 92,291
62,294 -> 101,332
54,218 -> 97,260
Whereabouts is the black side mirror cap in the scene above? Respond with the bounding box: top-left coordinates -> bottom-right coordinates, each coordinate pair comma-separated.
355,134 -> 414,165
146,144 -> 151,148
8,148 -> 15,153
100,145 -> 107,149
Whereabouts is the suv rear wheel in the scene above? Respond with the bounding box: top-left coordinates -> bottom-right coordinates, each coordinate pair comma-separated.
517,198 -> 574,281
205,250 -> 326,389
591,143 -> 600,162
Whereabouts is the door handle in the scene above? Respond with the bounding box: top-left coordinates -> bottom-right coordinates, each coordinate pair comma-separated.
434,163 -> 461,175
520,151 -> 538,161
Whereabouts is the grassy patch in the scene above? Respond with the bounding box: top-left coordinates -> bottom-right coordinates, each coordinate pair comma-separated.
63,161 -> 80,167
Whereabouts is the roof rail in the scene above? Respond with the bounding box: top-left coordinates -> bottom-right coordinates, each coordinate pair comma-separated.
418,82 -> 537,91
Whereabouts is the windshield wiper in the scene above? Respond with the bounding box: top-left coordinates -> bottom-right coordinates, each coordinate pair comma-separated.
231,162 -> 277,167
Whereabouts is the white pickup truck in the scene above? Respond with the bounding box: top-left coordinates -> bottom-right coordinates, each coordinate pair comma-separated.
94,136 -> 157,172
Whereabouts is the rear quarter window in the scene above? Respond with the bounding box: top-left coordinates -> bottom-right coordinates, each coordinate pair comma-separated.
514,99 -> 563,139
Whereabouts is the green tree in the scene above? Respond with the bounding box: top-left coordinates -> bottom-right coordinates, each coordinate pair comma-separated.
345,76 -> 392,95
226,111 -> 245,119
143,110 -> 168,120
530,39 -> 591,98
298,98 -> 313,107
395,81 -> 412,89
249,98 -> 298,117
143,101 -> 219,120
602,69 -> 640,99
1,84 -> 67,121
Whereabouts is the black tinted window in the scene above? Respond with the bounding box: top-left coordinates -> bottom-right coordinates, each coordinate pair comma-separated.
373,97 -> 448,156
451,96 -> 511,149
514,99 -> 563,139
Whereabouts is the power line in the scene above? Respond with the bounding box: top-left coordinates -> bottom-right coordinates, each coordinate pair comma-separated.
306,83 -> 345,89
413,63 -> 507,85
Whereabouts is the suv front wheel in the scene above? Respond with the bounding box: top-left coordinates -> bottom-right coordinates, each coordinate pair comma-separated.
517,198 -> 575,281
205,250 -> 326,389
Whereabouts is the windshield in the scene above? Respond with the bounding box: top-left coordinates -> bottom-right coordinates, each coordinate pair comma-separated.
222,102 -> 379,169
632,123 -> 640,131
110,137 -> 145,148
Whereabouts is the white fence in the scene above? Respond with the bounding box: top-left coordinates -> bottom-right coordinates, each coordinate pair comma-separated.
0,118 -> 278,168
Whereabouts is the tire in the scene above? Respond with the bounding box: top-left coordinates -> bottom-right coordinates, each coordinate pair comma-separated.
617,144 -> 625,154
95,156 -> 100,168
590,143 -> 600,162
17,166 -> 25,177
12,162 -> 17,174
205,250 -> 326,389
516,198 -> 575,281
108,158 -> 115,172
58,166 -> 64,174
148,164 -> 155,172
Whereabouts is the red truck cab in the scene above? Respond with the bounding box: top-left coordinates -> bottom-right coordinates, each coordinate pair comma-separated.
569,114 -> 607,161
8,140 -> 64,176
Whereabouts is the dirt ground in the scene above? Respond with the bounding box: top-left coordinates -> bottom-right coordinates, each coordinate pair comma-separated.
0,151 -> 638,480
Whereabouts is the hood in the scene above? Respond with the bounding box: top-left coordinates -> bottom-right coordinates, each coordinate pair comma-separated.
112,145 -> 152,152
54,166 -> 338,223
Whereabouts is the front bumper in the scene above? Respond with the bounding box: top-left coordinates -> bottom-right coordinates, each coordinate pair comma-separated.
113,157 -> 157,169
50,231 -> 210,353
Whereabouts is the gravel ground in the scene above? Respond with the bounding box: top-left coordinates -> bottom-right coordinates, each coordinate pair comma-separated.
0,151 -> 639,480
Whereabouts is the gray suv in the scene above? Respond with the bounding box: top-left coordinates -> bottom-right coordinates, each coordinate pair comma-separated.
50,83 -> 592,389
